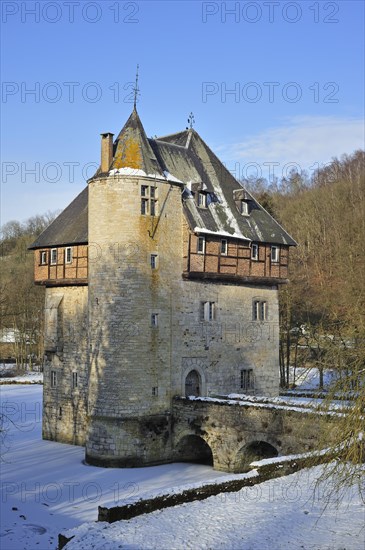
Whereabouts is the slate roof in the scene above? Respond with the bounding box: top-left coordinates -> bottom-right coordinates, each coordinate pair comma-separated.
28,187 -> 88,249
154,129 -> 296,245
29,108 -> 296,249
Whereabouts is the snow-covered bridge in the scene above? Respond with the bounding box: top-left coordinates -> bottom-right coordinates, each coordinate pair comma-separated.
172,395 -> 339,472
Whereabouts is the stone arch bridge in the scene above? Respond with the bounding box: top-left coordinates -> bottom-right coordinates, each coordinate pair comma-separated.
171,396 -> 338,472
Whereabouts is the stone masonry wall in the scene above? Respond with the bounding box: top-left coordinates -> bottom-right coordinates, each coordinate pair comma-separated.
172,398 -> 339,472
42,285 -> 88,445
171,281 -> 280,398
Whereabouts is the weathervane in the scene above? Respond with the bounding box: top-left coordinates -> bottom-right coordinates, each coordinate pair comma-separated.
133,64 -> 140,108
187,112 -> 195,129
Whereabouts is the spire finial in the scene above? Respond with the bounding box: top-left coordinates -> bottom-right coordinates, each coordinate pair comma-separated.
133,64 -> 140,109
188,111 -> 195,129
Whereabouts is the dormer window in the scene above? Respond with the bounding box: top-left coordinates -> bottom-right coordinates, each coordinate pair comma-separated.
198,192 -> 207,208
240,200 -> 249,215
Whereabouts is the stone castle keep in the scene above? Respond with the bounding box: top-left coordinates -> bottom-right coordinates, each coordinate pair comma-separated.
30,108 -> 296,468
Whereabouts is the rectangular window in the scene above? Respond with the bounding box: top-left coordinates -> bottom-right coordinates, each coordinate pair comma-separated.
240,369 -> 254,391
65,247 -> 73,264
141,198 -> 148,215
198,192 -> 207,208
150,199 -> 156,216
202,301 -> 215,321
271,245 -> 279,263
152,387 -> 158,396
253,300 -> 267,321
58,407 -> 62,419
221,239 -> 228,255
51,370 -> 57,387
197,236 -> 205,254
50,249 -> 57,265
251,243 -> 259,260
141,185 -> 158,216
150,254 -> 158,269
40,251 -> 47,265
241,201 -> 249,215
72,371 -> 78,388
151,313 -> 158,327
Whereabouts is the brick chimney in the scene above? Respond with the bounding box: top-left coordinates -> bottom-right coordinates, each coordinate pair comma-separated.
100,133 -> 114,173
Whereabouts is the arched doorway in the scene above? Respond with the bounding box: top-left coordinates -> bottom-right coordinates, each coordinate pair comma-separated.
234,441 -> 278,472
185,369 -> 201,397
174,435 -> 213,466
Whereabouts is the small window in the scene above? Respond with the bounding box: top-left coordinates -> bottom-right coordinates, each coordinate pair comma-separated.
141,185 -> 158,216
50,249 -> 57,265
65,247 -> 73,264
40,251 -> 47,265
271,245 -> 279,263
251,243 -> 259,260
240,369 -> 254,391
253,300 -> 267,321
150,199 -> 157,216
202,301 -> 215,321
198,192 -> 207,208
151,313 -> 158,327
150,254 -> 158,269
51,370 -> 57,387
58,407 -> 62,419
197,236 -> 205,254
141,198 -> 148,215
72,371 -> 78,388
241,201 -> 249,215
152,386 -> 158,397
221,239 -> 228,255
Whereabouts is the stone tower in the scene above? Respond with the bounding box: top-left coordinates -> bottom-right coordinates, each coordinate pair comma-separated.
86,109 -> 185,466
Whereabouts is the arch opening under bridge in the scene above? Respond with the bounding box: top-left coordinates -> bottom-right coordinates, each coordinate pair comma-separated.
174,434 -> 214,466
234,440 -> 279,472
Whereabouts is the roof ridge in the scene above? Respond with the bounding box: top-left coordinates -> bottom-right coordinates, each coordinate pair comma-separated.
151,139 -> 188,150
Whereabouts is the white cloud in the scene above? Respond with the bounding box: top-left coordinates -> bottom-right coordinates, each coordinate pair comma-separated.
220,116 -> 364,179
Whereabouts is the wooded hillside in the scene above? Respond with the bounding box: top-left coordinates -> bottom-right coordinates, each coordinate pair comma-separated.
242,150 -> 365,388
0,212 -> 59,368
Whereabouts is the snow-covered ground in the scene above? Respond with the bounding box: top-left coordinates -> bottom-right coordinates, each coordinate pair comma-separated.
65,465 -> 365,550
0,385 -> 230,549
289,366 -> 338,390
1,385 -> 364,550
0,363 -> 43,384
0,372 -> 43,384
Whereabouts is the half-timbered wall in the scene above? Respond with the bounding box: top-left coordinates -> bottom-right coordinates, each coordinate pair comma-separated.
34,244 -> 88,284
187,234 -> 289,280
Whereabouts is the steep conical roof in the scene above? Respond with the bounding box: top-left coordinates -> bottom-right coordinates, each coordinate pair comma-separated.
110,108 -> 163,176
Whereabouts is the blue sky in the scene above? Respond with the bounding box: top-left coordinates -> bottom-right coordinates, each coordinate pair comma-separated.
1,0 -> 364,226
